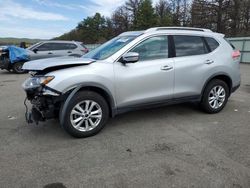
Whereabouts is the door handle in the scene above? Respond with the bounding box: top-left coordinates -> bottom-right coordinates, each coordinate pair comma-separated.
161,65 -> 173,71
48,52 -> 53,55
205,60 -> 214,65
67,51 -> 72,53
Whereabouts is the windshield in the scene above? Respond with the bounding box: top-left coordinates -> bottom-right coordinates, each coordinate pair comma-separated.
83,36 -> 137,60
27,42 -> 42,50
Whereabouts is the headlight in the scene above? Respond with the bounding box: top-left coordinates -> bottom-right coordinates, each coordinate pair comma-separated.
22,76 -> 54,89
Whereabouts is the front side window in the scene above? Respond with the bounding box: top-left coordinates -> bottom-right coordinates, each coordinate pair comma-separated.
36,43 -> 54,51
174,35 -> 208,57
130,36 -> 168,61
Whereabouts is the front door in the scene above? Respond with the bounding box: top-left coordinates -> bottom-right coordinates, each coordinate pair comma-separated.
114,35 -> 174,108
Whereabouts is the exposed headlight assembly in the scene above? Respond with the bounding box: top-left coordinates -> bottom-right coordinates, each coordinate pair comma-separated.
22,76 -> 54,90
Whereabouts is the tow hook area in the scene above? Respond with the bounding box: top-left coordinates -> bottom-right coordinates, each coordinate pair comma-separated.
26,107 -> 45,125
24,98 -> 45,125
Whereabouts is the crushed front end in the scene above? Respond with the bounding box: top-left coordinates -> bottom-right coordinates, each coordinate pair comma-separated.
22,74 -> 64,124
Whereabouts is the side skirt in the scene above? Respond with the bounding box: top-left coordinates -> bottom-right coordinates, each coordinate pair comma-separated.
115,95 -> 201,116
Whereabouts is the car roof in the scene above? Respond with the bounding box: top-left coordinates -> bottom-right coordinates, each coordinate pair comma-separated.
119,31 -> 144,37
145,27 -> 213,33
119,27 -> 224,38
40,40 -> 82,44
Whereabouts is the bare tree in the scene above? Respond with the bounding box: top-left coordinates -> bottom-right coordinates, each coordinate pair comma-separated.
112,6 -> 130,35
125,0 -> 141,27
155,0 -> 173,26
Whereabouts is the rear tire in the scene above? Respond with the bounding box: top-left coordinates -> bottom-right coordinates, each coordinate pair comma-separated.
61,91 -> 109,138
200,79 -> 229,113
12,62 -> 27,74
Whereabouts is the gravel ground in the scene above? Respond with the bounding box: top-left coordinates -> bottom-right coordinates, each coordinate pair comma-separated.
0,64 -> 249,188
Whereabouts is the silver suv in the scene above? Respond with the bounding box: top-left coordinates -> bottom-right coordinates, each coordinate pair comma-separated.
27,40 -> 89,60
22,27 -> 241,138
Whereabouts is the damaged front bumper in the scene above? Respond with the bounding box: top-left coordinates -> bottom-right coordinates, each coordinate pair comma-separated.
24,95 -> 58,124
23,83 -> 64,124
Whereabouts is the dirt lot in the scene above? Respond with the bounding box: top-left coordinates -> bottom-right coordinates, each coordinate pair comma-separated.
0,64 -> 250,188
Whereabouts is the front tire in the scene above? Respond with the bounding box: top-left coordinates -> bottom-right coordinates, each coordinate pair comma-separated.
12,62 -> 27,74
200,79 -> 229,113
61,91 -> 109,138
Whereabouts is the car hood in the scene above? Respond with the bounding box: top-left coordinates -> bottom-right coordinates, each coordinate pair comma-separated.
22,56 -> 95,71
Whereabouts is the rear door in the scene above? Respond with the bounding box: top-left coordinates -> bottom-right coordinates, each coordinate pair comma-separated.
114,35 -> 175,108
54,43 -> 78,56
172,35 -> 215,98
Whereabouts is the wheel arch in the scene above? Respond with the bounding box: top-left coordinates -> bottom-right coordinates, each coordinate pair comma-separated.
201,73 -> 232,97
60,83 -> 116,125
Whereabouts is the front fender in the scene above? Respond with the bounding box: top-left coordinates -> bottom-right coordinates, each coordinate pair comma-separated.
59,83 -> 116,125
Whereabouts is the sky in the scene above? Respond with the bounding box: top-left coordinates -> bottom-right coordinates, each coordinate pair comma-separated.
0,0 -> 129,39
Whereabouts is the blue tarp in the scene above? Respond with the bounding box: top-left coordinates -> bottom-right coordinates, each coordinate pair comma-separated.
7,46 -> 29,63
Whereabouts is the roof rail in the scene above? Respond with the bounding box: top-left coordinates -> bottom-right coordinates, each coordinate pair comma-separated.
145,27 -> 212,33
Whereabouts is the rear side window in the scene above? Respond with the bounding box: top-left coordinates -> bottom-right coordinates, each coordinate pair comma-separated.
205,37 -> 219,51
173,35 -> 208,57
60,43 -> 77,50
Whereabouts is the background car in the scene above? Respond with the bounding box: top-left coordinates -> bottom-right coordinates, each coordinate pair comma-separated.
0,46 -> 7,54
27,40 -> 89,60
0,41 -> 89,73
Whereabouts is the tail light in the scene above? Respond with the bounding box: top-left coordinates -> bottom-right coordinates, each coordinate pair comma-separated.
232,50 -> 241,59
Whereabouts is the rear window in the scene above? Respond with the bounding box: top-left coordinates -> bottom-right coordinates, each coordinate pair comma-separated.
80,43 -> 87,49
173,35 -> 208,57
205,37 -> 219,51
224,38 -> 235,49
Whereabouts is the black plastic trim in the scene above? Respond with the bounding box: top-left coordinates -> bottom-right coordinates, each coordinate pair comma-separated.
201,72 -> 233,96
59,83 -> 116,125
116,95 -> 200,115
232,83 -> 240,93
168,35 -> 176,58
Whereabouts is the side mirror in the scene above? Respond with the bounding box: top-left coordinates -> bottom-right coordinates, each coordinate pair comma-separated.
122,52 -> 139,63
33,48 -> 38,53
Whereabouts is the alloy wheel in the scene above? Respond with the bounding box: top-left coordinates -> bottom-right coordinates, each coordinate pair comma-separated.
70,100 -> 102,132
208,85 -> 226,109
